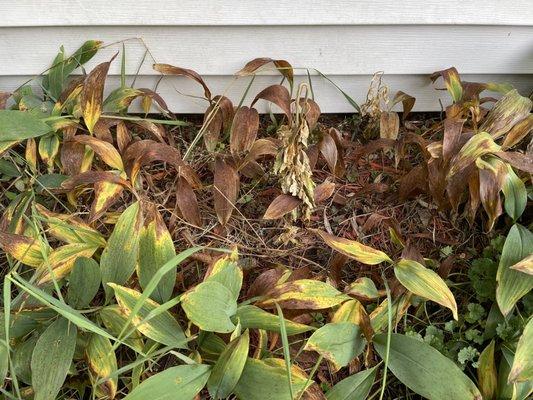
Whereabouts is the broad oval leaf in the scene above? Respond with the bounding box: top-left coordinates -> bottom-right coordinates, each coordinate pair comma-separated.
233,358 -> 310,400
86,334 -> 118,399
181,281 -> 237,333
394,259 -> 458,320
314,229 -> 392,265
345,277 -> 380,301
12,335 -> 37,384
325,366 -> 377,400
509,317 -> 533,383
257,279 -> 350,310
207,330 -> 250,399
138,209 -> 176,304
108,283 -> 187,349
304,322 -> 364,371
67,256 -> 101,309
502,164 -> 527,221
496,224 -> 533,316
124,364 -> 211,400
31,318 -> 77,400
374,333 -> 482,400
233,305 -> 313,336
37,243 -> 98,284
0,110 -> 51,141
204,250 -> 242,301
101,202 -> 143,301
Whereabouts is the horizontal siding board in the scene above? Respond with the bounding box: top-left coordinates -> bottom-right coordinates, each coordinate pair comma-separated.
1,1 -> 532,26
1,74 -> 531,113
1,26 -> 532,77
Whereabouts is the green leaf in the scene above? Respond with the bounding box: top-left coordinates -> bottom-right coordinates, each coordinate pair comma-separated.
325,366 -> 377,400
13,335 -> 37,384
207,330 -> 249,399
509,317 -> 533,383
99,305 -> 144,352
31,318 -> 77,400
502,165 -> 527,221
108,283 -> 187,349
233,358 -> 310,400
124,364 -> 211,400
394,259 -> 458,320
67,256 -> 101,309
496,224 -> 533,316
86,334 -> 118,399
138,211 -> 176,304
233,305 -> 313,336
0,338 -> 7,383
0,110 -> 51,141
304,322 -> 364,371
101,202 -> 143,301
345,277 -> 380,300
182,281 -> 237,333
374,333 -> 482,400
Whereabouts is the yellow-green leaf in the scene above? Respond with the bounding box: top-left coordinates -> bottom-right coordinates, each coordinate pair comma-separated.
207,330 -> 250,399
314,229 -> 392,265
345,277 -> 380,300
496,224 -> 533,316
38,134 -> 60,171
81,59 -> 112,133
394,259 -> 458,320
72,135 -> 124,171
304,322 -> 364,371
99,305 -> 144,352
233,358 -> 310,400
477,340 -> 497,400
257,279 -> 350,310
86,334 -> 118,399
509,317 -> 533,383
233,305 -> 313,336
205,249 -> 242,301
0,110 -> 51,141
181,281 -> 237,333
101,202 -> 143,301
448,132 -> 501,178
325,366 -> 377,400
108,283 -> 187,349
37,243 -> 98,284
138,210 -> 176,304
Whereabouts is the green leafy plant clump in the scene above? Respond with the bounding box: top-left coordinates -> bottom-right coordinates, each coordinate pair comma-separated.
0,41 -> 531,400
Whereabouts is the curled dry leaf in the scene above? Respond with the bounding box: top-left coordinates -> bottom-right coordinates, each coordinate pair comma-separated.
203,103 -> 223,151
430,67 -> 463,103
230,106 -> 259,155
58,171 -> 131,192
299,98 -> 321,130
137,88 -> 172,115
60,126 -> 84,175
82,56 -> 115,134
392,91 -> 415,120
501,115 -> 533,150
116,122 -> 131,153
495,151 -> 533,174
318,131 -> 338,174
236,57 -> 294,86
213,157 -> 240,225
153,63 -> 211,100
263,194 -> 301,220
379,111 -> 400,140
313,180 -> 335,203
251,85 -> 292,123
442,118 -> 466,164
176,176 -> 202,227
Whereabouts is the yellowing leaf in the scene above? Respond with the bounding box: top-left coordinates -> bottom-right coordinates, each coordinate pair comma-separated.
0,231 -> 49,267
345,277 -> 380,301
394,259 -> 458,320
233,305 -> 313,336
510,254 -> 533,275
99,305 -> 144,352
86,334 -> 118,399
314,230 -> 392,265
477,340 -> 497,400
37,243 -> 98,284
108,283 -> 187,349
81,59 -> 113,133
448,132 -> 501,178
509,317 -> 533,383
258,279 -> 350,310
71,135 -> 124,171
430,67 -> 463,103
204,249 -> 242,301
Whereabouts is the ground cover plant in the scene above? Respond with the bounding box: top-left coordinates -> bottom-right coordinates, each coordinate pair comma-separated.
0,41 -> 532,400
